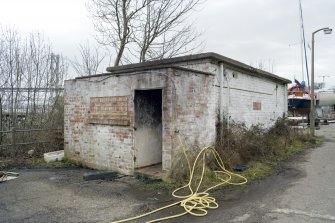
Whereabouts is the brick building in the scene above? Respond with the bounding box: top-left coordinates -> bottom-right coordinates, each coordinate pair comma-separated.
64,53 -> 290,176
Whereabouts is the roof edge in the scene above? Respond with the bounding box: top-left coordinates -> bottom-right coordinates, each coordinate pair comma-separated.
75,65 -> 215,80
105,52 -> 290,84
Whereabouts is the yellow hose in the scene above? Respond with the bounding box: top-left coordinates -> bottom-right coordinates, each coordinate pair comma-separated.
111,135 -> 247,223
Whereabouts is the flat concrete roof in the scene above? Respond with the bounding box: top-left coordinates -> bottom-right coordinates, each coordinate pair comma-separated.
77,52 -> 291,84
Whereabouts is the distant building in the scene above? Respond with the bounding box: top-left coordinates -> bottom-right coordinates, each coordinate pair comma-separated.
64,52 -> 290,176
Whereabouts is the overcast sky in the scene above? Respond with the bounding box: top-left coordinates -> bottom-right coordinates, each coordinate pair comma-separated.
0,0 -> 334,86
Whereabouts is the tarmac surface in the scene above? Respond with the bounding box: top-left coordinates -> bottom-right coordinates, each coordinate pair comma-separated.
1,123 -> 335,223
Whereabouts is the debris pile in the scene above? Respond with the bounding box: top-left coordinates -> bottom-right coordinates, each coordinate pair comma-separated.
0,171 -> 19,183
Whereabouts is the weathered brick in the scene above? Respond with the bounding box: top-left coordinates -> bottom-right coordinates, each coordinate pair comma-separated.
64,58 -> 288,176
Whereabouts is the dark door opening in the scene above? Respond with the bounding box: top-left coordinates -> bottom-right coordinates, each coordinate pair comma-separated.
134,89 -> 162,168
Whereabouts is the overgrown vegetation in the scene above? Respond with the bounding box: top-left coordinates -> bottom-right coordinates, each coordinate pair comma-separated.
0,157 -> 78,170
0,96 -> 64,168
170,117 -> 321,186
0,26 -> 66,168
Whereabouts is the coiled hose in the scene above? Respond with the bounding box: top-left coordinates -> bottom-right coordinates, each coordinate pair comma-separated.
111,135 -> 247,223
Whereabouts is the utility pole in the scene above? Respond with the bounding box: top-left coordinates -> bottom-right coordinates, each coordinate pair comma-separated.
310,27 -> 332,137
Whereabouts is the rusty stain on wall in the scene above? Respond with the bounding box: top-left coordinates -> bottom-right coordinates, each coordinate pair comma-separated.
89,96 -> 129,126
253,102 -> 262,111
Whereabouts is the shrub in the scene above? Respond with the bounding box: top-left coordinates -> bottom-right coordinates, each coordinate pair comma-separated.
214,117 -> 311,169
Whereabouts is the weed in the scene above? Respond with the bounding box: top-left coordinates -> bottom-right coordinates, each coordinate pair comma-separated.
240,162 -> 273,181
169,117 -> 320,186
134,173 -> 174,190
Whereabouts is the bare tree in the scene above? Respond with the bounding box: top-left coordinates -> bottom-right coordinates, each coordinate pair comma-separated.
0,26 -> 68,130
87,0 -> 148,66
27,32 -> 52,117
0,32 -> 6,87
71,41 -> 106,76
0,25 -> 68,154
136,0 -> 202,62
87,0 -> 203,66
250,60 -> 276,73
0,26 -> 22,128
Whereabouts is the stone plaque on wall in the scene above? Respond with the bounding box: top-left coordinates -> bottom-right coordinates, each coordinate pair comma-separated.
89,96 -> 129,126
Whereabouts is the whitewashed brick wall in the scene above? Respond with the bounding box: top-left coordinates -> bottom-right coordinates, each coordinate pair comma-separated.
64,59 -> 288,175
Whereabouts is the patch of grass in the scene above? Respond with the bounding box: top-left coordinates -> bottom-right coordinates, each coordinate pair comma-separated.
239,136 -> 323,182
133,173 -> 174,190
240,162 -> 273,181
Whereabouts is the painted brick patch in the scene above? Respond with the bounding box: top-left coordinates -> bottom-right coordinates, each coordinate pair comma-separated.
89,96 -> 129,126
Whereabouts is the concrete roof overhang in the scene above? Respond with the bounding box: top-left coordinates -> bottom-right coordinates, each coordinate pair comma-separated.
76,52 -> 291,85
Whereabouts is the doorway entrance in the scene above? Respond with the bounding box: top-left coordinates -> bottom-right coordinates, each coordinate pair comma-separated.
134,89 -> 162,168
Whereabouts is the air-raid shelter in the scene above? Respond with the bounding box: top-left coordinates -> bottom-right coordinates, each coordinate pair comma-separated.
64,52 -> 291,176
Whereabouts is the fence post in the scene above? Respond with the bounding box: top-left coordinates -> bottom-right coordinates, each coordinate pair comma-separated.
11,127 -> 16,149
0,97 -> 2,145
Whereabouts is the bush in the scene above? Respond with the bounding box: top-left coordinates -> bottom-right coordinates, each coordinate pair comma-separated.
168,117 -> 317,184
0,96 -> 64,166
214,117 -> 312,170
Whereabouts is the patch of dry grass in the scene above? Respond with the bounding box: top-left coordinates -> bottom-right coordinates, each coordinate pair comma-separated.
170,117 -> 321,186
